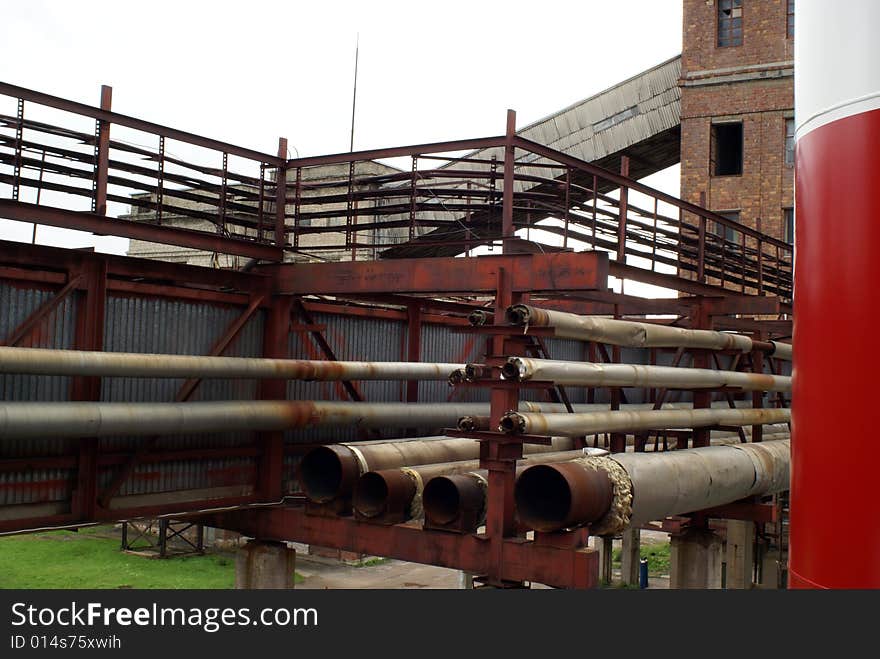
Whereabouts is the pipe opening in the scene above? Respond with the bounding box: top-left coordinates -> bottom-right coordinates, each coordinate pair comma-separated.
505,304 -> 529,326
514,464 -> 573,531
498,412 -> 524,434
353,472 -> 389,518
500,360 -> 522,381
299,446 -> 346,503
422,477 -> 461,525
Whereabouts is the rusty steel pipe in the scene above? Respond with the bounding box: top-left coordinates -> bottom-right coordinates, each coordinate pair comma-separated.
505,304 -> 760,354
0,400 -> 501,440
0,346 -> 463,381
421,447 -> 611,532
502,357 -> 791,392
500,407 -> 790,437
514,440 -> 791,532
301,436 -> 577,504
354,449 -> 598,523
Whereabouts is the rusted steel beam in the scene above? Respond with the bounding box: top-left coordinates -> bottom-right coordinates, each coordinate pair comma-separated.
0,240 -> 265,292
206,506 -> 598,589
93,85 -> 111,216
266,251 -> 609,296
175,295 -> 265,403
502,110 -> 516,251
293,299 -> 365,403
0,81 -> 282,165
259,295 -> 293,501
70,260 -> 106,522
284,136 -> 504,168
1,274 -> 83,347
0,201 -> 282,261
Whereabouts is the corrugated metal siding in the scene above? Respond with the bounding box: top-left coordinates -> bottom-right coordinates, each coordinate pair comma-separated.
110,458 -> 257,497
0,468 -> 74,506
99,295 -> 263,453
0,282 -> 77,459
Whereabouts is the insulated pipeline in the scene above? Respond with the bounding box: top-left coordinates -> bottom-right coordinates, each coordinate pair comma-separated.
0,346 -> 463,381
514,440 -> 791,532
506,304 -> 765,354
502,357 -> 791,392
500,407 -> 790,437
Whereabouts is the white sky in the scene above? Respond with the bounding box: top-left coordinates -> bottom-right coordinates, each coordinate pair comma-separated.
0,0 -> 683,255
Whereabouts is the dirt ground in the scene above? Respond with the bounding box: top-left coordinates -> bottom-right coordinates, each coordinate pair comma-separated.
290,530 -> 671,590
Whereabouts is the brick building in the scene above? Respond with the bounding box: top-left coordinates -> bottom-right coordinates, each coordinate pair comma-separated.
679,0 -> 795,244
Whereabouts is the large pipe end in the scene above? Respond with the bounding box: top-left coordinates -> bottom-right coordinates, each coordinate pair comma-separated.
514,462 -> 614,532
500,357 -> 526,381
504,303 -> 531,326
423,474 -> 485,533
353,469 -> 417,523
298,445 -> 361,504
468,309 -> 490,327
499,411 -> 526,434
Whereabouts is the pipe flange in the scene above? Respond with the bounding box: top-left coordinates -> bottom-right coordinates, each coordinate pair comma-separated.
400,467 -> 424,520
576,456 -> 633,536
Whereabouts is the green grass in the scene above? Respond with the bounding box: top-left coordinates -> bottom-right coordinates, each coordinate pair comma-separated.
0,527 -> 302,589
612,541 -> 671,576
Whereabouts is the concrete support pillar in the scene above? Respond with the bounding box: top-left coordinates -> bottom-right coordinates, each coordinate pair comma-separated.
724,520 -> 755,589
235,540 -> 295,589
669,528 -> 722,589
592,536 -> 614,586
619,527 -> 641,586
758,545 -> 782,589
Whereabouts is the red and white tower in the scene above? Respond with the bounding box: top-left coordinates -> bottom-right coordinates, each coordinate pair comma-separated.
791,0 -> 880,588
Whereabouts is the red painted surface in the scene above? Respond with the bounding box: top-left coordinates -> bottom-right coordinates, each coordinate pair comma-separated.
791,108 -> 880,589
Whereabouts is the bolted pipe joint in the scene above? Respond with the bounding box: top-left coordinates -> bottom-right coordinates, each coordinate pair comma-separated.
467,309 -> 491,327
457,416 -> 489,432
499,411 -> 527,434
448,368 -> 466,386
504,303 -> 538,326
298,445 -> 361,504
514,462 -> 614,533
353,469 -> 417,524
464,363 -> 487,382
500,357 -> 526,381
423,474 -> 487,533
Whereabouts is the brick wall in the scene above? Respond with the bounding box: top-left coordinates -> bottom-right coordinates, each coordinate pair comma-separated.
682,0 -> 794,73
680,0 -> 794,243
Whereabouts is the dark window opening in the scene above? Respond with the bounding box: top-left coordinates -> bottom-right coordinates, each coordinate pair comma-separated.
718,0 -> 743,47
714,211 -> 742,245
784,207 -> 794,244
787,0 -> 795,39
711,122 -> 743,176
784,118 -> 795,166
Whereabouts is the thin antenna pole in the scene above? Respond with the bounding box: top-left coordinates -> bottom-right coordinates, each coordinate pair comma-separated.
350,33 -> 359,152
